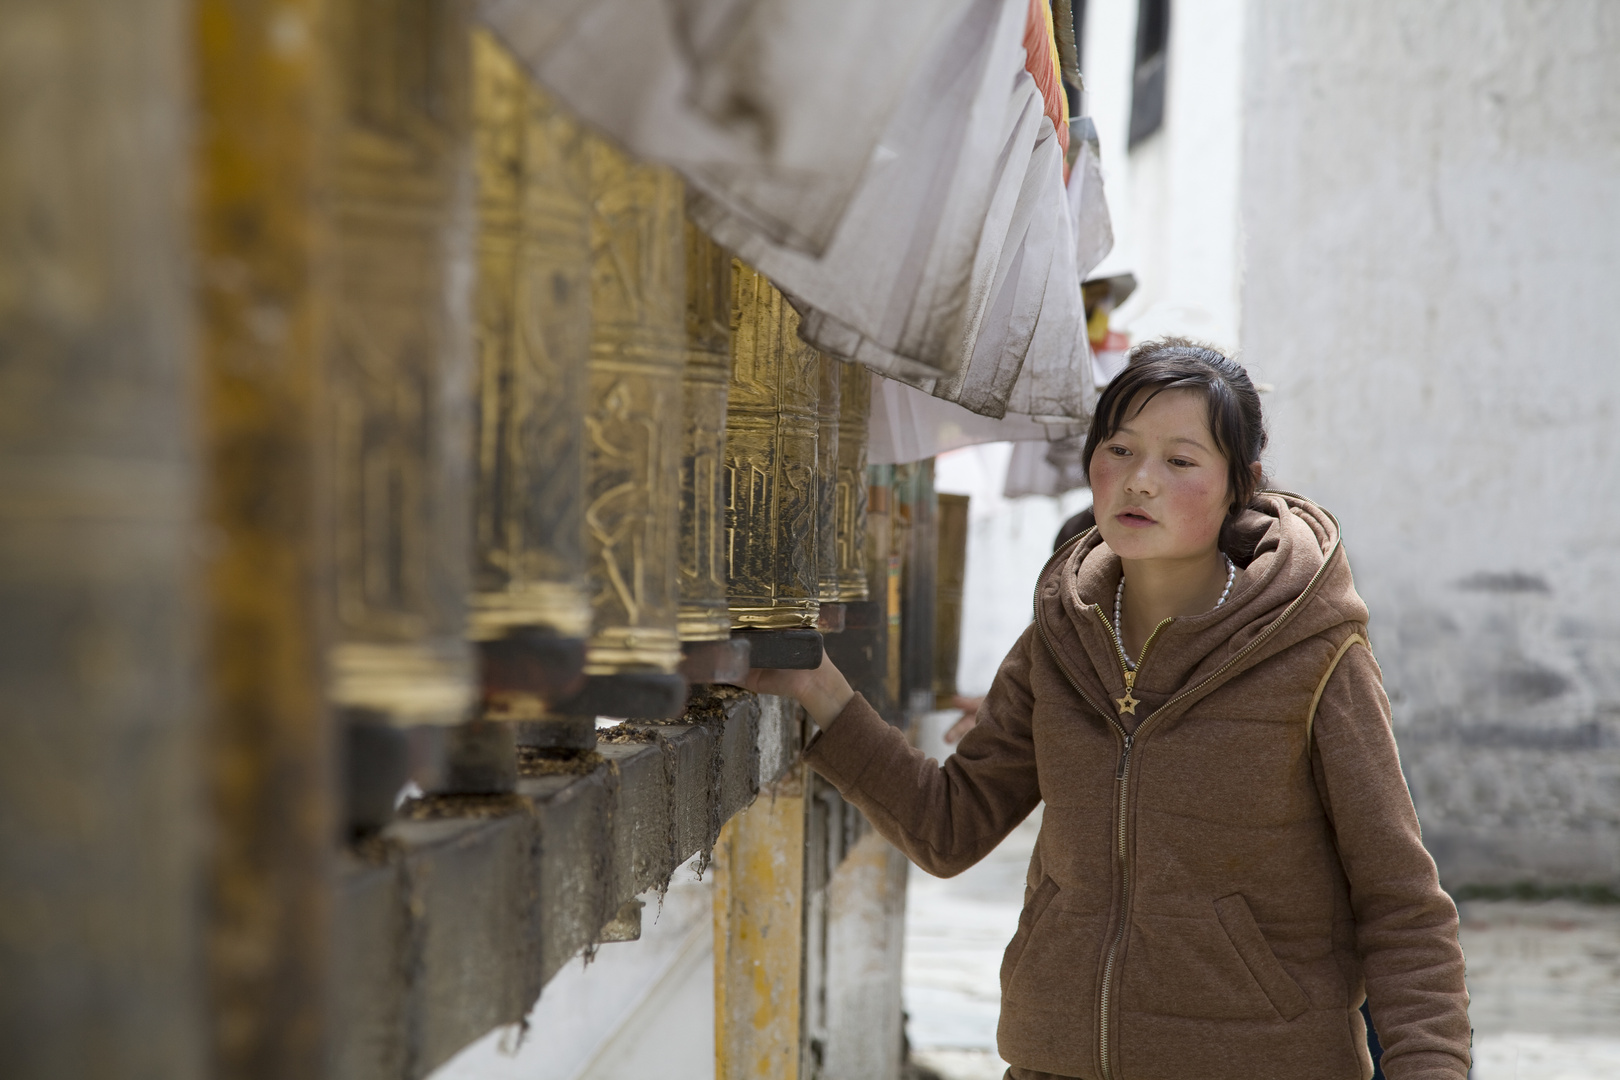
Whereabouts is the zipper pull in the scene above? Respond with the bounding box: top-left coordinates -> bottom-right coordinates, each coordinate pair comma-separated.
1115,734 -> 1134,780
1123,669 -> 1136,689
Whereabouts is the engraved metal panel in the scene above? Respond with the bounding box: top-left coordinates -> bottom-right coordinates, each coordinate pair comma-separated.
835,361 -> 872,602
469,29 -> 591,642
816,354 -> 842,604
680,221 -> 734,641
582,140 -> 686,674
724,261 -> 821,629
325,0 -> 476,725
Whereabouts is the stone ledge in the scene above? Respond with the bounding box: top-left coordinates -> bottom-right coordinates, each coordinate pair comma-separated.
330,690 -> 803,1080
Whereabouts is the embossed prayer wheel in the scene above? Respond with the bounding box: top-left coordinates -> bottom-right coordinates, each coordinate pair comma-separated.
323,0 -> 476,737
816,356 -> 843,612
580,140 -> 687,687
835,361 -> 872,603
724,262 -> 822,632
468,30 -> 591,714
680,222 -> 735,643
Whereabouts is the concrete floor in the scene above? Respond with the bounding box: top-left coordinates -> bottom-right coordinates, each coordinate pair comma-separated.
903,715 -> 1620,1080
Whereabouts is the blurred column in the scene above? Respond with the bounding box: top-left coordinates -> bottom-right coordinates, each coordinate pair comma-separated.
724,262 -> 824,669
466,29 -> 592,758
0,1 -> 205,1076
575,140 -> 688,719
321,0 -> 478,828
678,223 -> 750,682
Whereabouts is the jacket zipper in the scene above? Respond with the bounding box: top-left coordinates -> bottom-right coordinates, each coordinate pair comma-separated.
1030,511 -> 1342,1080
1088,607 -> 1164,1080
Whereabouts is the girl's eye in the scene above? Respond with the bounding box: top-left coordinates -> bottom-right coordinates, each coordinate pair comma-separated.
1169,458 -> 1195,468
1108,445 -> 1130,456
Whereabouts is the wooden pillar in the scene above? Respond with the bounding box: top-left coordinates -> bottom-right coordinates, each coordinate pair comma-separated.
0,2 -> 206,1075
577,141 -> 688,717
934,493 -> 970,707
895,461 -> 938,718
467,28 -> 592,731
714,765 -> 808,1080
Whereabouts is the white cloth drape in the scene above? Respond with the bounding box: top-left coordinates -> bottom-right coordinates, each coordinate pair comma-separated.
479,0 -> 972,257
691,0 -> 1032,380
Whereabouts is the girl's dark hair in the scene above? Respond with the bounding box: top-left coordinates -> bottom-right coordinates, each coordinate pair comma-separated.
1081,337 -> 1268,557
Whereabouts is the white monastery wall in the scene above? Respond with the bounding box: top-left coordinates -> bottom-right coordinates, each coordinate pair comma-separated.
1239,0 -> 1620,886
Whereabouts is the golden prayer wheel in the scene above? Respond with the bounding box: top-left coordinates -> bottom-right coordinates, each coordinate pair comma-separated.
724,262 -> 822,632
580,140 -> 687,685
679,222 -> 735,643
467,31 -> 593,716
323,0 -> 476,735
816,356 -> 843,614
835,362 -> 872,603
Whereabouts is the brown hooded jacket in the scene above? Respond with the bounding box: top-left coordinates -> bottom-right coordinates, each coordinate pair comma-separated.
804,493 -> 1470,1080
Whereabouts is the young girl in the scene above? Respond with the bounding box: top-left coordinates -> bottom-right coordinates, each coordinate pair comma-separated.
742,340 -> 1471,1080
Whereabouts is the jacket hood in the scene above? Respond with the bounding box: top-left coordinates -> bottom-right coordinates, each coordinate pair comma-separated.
1034,492 -> 1368,728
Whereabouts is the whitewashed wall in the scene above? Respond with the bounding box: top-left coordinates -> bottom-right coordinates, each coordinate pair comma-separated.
1240,1 -> 1620,886
1083,0 -> 1247,352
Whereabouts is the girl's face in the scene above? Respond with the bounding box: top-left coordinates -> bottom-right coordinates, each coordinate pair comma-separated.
1090,388 -> 1232,563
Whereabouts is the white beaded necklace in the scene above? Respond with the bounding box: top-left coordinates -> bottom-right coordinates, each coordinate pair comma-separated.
1114,555 -> 1236,671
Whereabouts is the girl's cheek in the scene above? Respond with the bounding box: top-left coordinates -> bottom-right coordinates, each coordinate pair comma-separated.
1168,475 -> 1228,540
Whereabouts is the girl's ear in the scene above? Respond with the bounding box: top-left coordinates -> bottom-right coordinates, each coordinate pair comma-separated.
1249,461 -> 1263,486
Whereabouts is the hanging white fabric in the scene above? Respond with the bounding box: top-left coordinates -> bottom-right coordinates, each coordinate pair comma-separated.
900,116 -> 1102,424
867,374 -> 1083,467
690,0 -> 1032,380
478,0 -> 972,257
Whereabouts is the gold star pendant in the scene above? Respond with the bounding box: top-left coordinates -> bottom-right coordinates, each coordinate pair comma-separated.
1115,688 -> 1140,716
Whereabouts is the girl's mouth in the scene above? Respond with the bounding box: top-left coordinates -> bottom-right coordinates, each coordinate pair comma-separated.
1117,509 -> 1157,527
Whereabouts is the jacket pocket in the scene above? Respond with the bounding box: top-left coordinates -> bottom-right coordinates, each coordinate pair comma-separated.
1213,893 -> 1310,1021
1001,876 -> 1060,987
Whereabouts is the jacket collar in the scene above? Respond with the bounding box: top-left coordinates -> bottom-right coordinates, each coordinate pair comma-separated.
1034,493 -> 1364,729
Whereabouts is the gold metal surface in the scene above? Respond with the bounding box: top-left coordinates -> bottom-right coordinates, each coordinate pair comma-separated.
816,356 -> 842,604
835,362 -> 872,603
724,262 -> 821,629
323,0 -> 476,726
582,140 -> 686,674
679,222 -> 734,641
469,30 -> 592,643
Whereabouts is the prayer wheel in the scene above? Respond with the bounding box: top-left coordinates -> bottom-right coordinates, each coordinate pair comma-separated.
468,30 -> 592,726
835,362 -> 872,604
577,138 -> 688,714
724,262 -> 823,636
816,355 -> 843,611
680,222 -> 735,643
323,0 -> 476,746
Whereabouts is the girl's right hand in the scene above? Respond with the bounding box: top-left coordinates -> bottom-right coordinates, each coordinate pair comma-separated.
729,651 -> 855,730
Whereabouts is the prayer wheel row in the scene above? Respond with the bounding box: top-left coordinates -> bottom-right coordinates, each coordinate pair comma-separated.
309,24 -> 873,824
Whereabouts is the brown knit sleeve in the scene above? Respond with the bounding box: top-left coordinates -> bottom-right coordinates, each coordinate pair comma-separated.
803,623 -> 1042,878
1310,639 -> 1472,1080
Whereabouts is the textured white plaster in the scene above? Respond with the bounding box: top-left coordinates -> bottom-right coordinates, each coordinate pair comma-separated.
1240,0 -> 1620,885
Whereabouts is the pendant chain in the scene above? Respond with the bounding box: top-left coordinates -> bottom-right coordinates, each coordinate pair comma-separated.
1114,555 -> 1236,672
